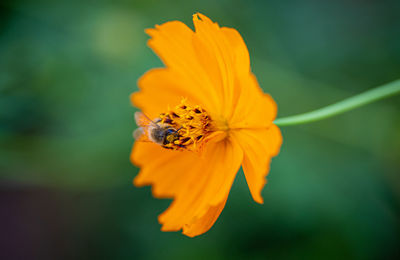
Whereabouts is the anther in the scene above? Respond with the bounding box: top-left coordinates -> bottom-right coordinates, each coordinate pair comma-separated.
157,99 -> 213,151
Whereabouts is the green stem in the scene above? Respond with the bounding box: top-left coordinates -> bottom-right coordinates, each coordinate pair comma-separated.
274,79 -> 400,126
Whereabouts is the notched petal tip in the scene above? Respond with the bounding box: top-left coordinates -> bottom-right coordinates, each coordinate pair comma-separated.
192,12 -> 218,27
130,92 -> 139,107
130,142 -> 145,167
133,175 -> 147,187
181,197 -> 228,237
144,27 -> 156,36
252,179 -> 267,204
193,12 -> 211,21
192,12 -> 201,21
145,21 -> 192,36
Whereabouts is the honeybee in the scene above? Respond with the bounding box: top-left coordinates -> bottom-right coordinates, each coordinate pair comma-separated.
134,112 -> 180,148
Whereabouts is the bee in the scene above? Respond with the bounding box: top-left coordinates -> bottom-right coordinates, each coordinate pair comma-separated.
134,112 -> 180,148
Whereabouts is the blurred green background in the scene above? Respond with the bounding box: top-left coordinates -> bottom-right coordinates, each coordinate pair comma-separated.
1,0 -> 399,259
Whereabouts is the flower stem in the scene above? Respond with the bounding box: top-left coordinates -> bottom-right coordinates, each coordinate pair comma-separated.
274,79 -> 400,126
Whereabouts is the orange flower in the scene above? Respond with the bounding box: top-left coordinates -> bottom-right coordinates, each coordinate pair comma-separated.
131,13 -> 282,237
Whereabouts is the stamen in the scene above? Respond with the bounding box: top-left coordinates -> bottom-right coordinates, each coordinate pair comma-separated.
159,99 -> 213,151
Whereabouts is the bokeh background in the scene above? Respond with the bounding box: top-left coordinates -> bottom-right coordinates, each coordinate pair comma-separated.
1,0 -> 400,259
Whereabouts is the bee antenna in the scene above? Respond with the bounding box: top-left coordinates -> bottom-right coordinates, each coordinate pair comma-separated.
136,111 -> 158,126
144,113 -> 158,125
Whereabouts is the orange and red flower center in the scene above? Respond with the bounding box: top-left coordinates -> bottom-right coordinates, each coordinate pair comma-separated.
157,100 -> 213,151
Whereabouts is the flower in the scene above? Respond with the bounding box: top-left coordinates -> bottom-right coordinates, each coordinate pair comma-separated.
130,13 -> 282,237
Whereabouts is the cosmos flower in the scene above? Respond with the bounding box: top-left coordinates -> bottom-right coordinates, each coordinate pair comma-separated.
131,13 -> 282,237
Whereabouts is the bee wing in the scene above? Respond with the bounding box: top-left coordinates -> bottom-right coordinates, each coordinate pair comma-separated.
133,127 -> 144,140
133,112 -> 156,142
135,111 -> 154,127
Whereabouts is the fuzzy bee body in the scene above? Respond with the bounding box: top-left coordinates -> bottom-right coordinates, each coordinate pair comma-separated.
134,112 -> 180,147
148,124 -> 178,145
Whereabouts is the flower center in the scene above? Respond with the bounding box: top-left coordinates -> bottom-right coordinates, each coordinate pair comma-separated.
157,99 -> 213,151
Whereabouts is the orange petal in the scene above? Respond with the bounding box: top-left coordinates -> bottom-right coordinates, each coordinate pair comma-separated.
192,13 -> 277,128
192,13 -> 240,118
132,138 -> 243,236
158,139 -> 242,234
230,73 -> 278,129
192,13 -> 274,125
220,27 -> 250,78
232,125 -> 282,203
137,13 -> 260,122
131,141 -> 198,198
182,196 -> 228,237
132,68 -> 207,119
143,20 -> 220,115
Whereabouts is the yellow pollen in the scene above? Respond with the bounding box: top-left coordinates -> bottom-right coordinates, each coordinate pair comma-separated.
159,99 -> 213,151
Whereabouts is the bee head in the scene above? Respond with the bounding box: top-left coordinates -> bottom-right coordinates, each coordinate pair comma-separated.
162,128 -> 177,144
